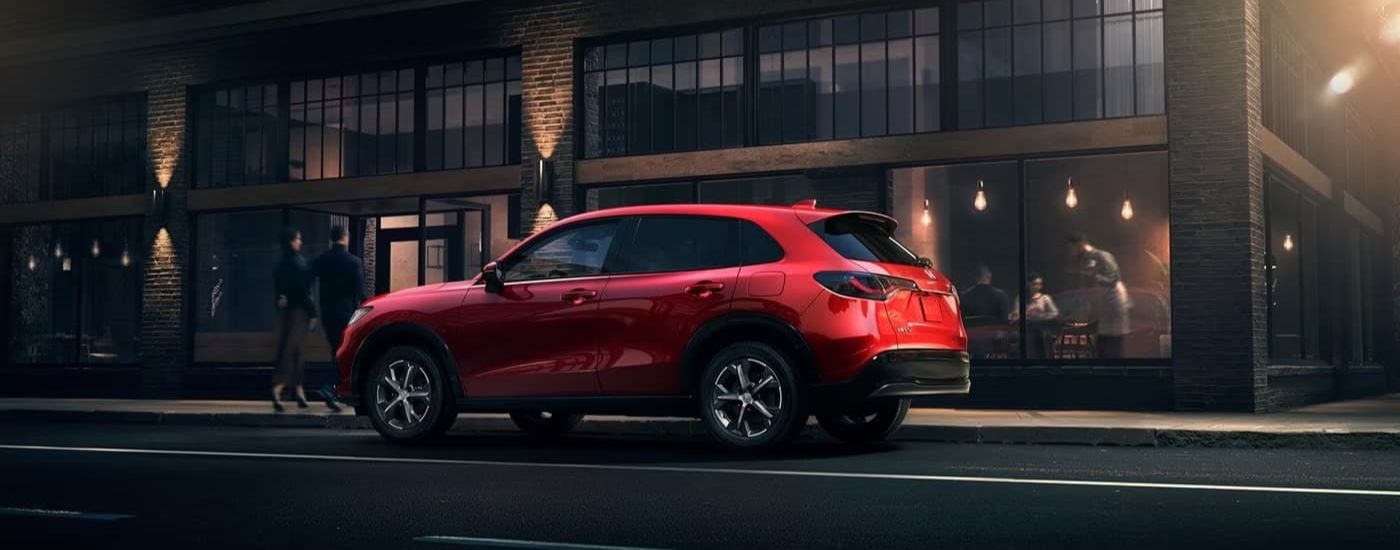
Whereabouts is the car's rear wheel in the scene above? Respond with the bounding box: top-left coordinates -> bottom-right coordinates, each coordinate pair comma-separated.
509,411 -> 584,437
816,397 -> 911,443
698,342 -> 805,451
367,346 -> 456,443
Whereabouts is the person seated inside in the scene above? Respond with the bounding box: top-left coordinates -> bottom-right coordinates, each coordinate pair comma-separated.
1010,272 -> 1060,359
959,265 -> 1011,358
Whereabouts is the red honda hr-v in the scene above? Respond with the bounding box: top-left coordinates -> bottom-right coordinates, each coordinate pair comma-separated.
336,201 -> 970,449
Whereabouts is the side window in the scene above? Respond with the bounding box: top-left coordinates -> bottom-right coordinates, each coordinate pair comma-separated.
500,221 -> 619,282
616,217 -> 739,273
740,221 -> 784,265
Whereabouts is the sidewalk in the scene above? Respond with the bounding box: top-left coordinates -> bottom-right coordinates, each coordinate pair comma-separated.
2,395 -> 1398,449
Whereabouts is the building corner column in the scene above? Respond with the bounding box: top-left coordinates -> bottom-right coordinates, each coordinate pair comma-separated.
1167,0 -> 1270,411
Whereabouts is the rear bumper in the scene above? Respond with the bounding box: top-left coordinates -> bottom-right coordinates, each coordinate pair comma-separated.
813,349 -> 970,407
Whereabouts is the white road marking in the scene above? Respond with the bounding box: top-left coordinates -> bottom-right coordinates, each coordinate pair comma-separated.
0,506 -> 132,521
3,443 -> 1400,498
415,535 -> 669,549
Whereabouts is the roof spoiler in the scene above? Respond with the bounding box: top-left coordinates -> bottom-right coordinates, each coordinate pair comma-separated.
791,199 -> 818,210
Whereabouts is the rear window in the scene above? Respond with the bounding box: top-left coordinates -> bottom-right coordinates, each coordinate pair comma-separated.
809,215 -> 921,266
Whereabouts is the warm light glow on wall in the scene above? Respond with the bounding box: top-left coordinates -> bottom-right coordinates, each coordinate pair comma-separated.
151,227 -> 175,270
152,125 -> 182,189
533,202 -> 559,234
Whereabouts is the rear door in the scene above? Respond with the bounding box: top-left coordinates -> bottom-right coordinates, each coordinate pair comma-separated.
808,213 -> 965,349
594,216 -> 743,395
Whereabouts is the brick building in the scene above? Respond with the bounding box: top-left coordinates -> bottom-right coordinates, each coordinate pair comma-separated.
0,0 -> 1395,410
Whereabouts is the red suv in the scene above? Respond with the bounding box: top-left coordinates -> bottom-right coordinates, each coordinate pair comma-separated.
337,202 -> 969,449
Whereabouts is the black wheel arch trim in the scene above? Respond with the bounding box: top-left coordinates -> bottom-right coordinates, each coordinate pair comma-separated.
351,322 -> 464,402
678,312 -> 818,394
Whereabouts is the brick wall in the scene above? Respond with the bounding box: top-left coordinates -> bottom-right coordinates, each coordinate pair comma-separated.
1166,0 -> 1270,411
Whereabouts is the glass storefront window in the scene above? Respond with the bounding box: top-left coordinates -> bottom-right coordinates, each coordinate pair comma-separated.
892,151 -> 1170,363
1266,175 -> 1321,361
8,218 -> 143,364
194,209 -> 345,363
893,162 -> 1021,360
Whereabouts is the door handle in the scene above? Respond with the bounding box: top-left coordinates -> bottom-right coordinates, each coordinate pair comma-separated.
684,281 -> 725,297
561,288 -> 598,304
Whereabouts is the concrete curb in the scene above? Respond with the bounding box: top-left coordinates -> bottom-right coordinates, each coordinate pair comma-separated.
4,409 -> 1399,449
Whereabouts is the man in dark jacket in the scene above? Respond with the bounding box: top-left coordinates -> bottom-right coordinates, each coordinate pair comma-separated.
311,225 -> 366,411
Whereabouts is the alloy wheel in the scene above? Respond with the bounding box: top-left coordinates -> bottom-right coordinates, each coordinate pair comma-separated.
374,359 -> 434,431
710,357 -> 785,439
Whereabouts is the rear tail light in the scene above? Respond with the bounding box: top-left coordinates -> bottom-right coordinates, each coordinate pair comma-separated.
814,271 -> 917,301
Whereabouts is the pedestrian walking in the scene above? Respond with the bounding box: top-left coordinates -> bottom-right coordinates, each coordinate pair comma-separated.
311,225 -> 365,412
271,227 -> 318,412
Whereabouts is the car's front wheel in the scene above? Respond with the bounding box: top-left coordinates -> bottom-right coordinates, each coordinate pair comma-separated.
509,411 -> 584,437
366,346 -> 457,443
698,342 -> 806,451
816,397 -> 911,443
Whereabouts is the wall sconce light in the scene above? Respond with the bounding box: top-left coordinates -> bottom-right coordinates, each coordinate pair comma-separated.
973,180 -> 988,212
535,159 -> 555,206
1064,177 -> 1079,209
1282,233 -> 1295,252
151,187 -> 170,227
921,199 -> 932,226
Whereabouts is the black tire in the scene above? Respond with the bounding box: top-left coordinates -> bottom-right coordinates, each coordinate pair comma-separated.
698,342 -> 806,451
365,346 -> 457,444
509,411 -> 584,437
816,397 -> 911,443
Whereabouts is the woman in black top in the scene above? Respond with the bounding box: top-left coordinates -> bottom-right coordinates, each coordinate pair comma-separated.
271,227 -> 318,412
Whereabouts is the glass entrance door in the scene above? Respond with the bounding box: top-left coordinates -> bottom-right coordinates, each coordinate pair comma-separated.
371,198 -> 492,294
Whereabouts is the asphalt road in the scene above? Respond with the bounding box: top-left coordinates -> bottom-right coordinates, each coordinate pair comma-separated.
1,421 -> 1399,550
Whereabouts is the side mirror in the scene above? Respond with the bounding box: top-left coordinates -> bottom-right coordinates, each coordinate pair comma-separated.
481,262 -> 504,294
917,257 -> 934,268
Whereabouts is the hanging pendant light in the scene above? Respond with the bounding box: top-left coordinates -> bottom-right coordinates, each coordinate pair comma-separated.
91,240 -> 102,258
1282,233 -> 1294,252
920,199 -> 932,226
1064,177 -> 1079,209
54,243 -> 64,258
1120,191 -> 1134,220
120,242 -> 132,267
62,257 -> 72,272
973,180 -> 988,212
26,256 -> 37,271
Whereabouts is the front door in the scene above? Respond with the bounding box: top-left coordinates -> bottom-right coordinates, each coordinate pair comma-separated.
375,226 -> 460,294
454,219 -> 623,397
373,203 -> 490,295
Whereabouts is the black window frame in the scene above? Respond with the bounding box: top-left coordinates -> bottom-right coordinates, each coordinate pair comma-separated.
0,94 -> 148,204
576,0 -> 1167,160
190,49 -> 523,190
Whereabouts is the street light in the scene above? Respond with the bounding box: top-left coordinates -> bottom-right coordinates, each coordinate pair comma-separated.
1329,69 -> 1356,95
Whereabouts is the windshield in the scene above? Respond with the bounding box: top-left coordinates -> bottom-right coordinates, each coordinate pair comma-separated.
809,215 -> 922,266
